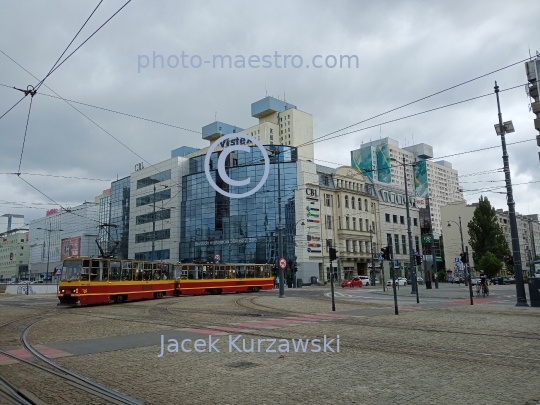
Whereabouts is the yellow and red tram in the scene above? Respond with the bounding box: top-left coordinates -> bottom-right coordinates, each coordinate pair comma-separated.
58,257 -> 274,306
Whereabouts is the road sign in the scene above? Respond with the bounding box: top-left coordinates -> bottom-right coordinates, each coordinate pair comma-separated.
54,268 -> 61,275
279,258 -> 287,269
421,234 -> 433,244
454,257 -> 460,263
394,260 -> 399,268
377,253 -> 383,261
214,254 -> 221,264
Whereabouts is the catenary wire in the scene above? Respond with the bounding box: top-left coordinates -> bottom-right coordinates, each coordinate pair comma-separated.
35,0 -> 104,91
17,96 -> 35,173
295,56 -> 533,149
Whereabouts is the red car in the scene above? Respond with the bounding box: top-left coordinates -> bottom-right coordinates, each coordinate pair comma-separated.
341,277 -> 363,288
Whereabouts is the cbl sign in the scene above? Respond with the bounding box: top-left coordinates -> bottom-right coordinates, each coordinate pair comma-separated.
306,188 -> 318,201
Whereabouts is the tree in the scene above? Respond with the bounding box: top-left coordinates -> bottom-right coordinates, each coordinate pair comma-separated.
476,251 -> 503,278
468,196 -> 510,266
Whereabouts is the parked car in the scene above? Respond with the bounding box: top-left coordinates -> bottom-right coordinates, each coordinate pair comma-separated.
358,276 -> 371,286
417,277 -> 424,285
387,277 -> 407,287
470,276 -> 480,285
491,277 -> 505,285
341,277 -> 363,288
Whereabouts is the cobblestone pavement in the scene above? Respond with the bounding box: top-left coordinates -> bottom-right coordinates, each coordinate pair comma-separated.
1,292 -> 539,404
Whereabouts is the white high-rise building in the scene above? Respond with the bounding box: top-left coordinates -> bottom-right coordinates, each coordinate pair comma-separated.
351,137 -> 463,236
0,214 -> 25,234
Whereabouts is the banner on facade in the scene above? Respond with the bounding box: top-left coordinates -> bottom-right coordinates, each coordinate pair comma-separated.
61,237 -> 81,259
414,160 -> 429,208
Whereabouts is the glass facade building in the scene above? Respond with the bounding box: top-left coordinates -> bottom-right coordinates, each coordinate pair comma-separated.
179,146 -> 298,264
110,176 -> 131,259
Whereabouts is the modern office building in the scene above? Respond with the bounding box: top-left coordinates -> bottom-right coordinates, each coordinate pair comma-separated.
351,138 -> 463,237
441,201 -> 540,275
109,177 -> 131,259
0,229 -> 29,281
28,203 -> 100,279
0,214 -> 25,234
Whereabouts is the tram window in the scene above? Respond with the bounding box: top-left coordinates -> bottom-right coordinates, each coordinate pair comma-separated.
203,266 -> 213,279
110,261 -> 121,281
179,265 -> 188,280
90,261 -> 100,281
237,266 -> 245,279
246,266 -> 255,278
262,266 -> 271,278
225,265 -> 232,279
61,260 -> 81,281
254,266 -> 262,278
100,261 -> 109,281
122,262 -> 133,281
134,263 -> 143,281
153,267 -> 161,280
80,260 -> 90,281
215,266 -> 225,279
161,264 -> 170,280
143,263 -> 152,281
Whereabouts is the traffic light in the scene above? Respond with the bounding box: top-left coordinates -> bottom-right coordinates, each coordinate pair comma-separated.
381,247 -> 390,260
415,254 -> 423,265
293,262 -> 298,273
460,253 -> 467,263
506,256 -> 514,266
329,248 -> 337,261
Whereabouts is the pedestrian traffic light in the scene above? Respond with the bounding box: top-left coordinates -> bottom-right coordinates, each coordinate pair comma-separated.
415,254 -> 423,265
293,262 -> 298,273
329,248 -> 337,261
460,253 -> 467,263
381,247 -> 390,260
506,256 -> 514,266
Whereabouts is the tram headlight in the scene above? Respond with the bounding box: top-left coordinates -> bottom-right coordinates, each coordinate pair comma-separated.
73,289 -> 78,294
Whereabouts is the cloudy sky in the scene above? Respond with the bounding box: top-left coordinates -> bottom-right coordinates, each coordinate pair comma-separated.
1,0 -> 539,225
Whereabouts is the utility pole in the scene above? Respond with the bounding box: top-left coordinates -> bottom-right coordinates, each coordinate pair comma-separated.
466,246 -> 473,305
270,147 -> 285,298
37,225 -> 63,283
152,184 -> 156,261
494,81 -> 528,306
425,196 -> 436,288
329,243 -> 337,311
396,156 -> 419,301
370,225 -> 376,287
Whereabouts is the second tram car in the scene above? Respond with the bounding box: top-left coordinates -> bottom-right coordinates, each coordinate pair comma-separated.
58,257 -> 273,306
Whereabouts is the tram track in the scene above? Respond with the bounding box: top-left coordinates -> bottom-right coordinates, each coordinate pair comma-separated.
0,314 -> 144,405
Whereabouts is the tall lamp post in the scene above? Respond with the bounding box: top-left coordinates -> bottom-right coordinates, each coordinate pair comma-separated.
293,219 -> 305,288
391,157 -> 418,300
266,147 -> 284,298
447,217 -> 466,284
494,81 -> 528,306
37,226 -> 63,282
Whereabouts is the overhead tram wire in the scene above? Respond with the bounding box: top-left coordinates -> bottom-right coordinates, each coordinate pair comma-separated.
0,172 -> 113,181
295,56 -> 534,150
0,94 -> 27,121
34,0 -> 131,91
17,94 -> 36,174
34,0 -> 104,91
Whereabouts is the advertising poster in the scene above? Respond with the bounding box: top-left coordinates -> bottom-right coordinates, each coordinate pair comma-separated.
350,148 -> 373,178
304,188 -> 322,256
414,160 -> 429,208
376,144 -> 391,183
61,237 -> 81,259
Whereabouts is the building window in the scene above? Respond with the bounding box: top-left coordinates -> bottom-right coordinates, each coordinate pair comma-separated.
385,213 -> 390,223
364,199 -> 368,211
413,218 -> 418,226
351,198 -> 355,210
359,219 -> 363,231
402,235 -> 407,255
400,216 -> 405,224
338,217 -> 342,230
135,229 -> 170,243
326,215 -> 332,229
415,236 -> 420,254
136,188 -> 171,207
352,217 -> 356,230
394,234 -> 400,254
136,209 -> 171,225
358,198 -> 362,210
324,194 -> 332,207
393,215 -> 398,224
345,217 -> 350,229
387,233 -> 392,249
323,176 -> 329,186
136,169 -> 171,189
345,196 -> 349,208
365,219 -> 369,232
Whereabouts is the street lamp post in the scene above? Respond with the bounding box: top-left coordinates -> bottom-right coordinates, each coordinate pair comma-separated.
370,225 -> 376,287
448,217 -> 466,284
293,219 -> 305,288
37,226 -> 63,282
266,147 -> 285,298
494,81 -> 528,306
